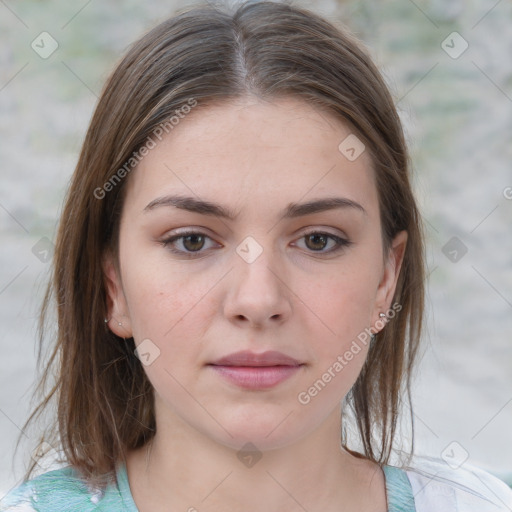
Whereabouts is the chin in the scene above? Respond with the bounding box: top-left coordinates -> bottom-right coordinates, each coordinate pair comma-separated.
202,405 -> 311,453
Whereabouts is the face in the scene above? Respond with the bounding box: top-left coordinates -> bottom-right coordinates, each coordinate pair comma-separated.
104,96 -> 406,452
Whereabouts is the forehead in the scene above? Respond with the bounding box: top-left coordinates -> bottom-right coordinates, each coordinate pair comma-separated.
124,96 -> 377,217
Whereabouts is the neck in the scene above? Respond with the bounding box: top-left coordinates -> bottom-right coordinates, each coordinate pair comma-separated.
125,405 -> 386,512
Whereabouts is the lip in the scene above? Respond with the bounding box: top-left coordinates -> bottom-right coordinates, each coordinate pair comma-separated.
208,350 -> 304,390
210,350 -> 302,367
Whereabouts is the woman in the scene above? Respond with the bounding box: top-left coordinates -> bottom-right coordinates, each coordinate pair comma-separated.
1,1 -> 510,511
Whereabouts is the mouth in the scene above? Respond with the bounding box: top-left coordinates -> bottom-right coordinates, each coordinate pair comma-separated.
207,350 -> 305,390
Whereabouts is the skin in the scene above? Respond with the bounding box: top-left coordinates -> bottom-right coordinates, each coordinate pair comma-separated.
104,96 -> 407,512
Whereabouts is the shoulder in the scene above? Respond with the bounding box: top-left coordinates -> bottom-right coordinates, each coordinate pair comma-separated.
402,455 -> 512,512
0,465 -> 120,512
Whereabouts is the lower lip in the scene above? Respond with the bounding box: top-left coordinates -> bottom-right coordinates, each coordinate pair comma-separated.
209,365 -> 302,389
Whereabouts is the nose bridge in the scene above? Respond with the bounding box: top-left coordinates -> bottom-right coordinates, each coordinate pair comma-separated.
235,235 -> 282,299
224,235 -> 291,325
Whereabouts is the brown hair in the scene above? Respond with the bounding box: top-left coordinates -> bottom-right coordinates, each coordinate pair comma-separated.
19,0 -> 425,488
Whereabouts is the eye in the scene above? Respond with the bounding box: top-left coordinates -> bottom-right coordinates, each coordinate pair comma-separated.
294,231 -> 352,254
160,229 -> 352,259
160,230 -> 219,257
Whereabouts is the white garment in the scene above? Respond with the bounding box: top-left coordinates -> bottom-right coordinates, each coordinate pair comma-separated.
404,455 -> 512,511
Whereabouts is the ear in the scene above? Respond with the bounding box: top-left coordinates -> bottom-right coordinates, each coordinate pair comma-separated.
372,230 -> 407,328
103,251 -> 133,338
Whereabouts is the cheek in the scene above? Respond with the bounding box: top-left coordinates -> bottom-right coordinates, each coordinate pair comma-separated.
122,258 -> 217,350
294,263 -> 380,397
133,287 -> 199,339
302,264 -> 380,342
295,278 -> 375,408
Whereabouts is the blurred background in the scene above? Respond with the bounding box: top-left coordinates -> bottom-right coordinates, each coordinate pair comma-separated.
0,0 -> 511,497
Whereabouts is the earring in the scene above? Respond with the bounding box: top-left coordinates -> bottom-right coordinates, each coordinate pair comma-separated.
379,313 -> 386,319
104,317 -> 122,328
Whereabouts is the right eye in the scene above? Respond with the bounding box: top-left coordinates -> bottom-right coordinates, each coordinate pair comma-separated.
160,230 -> 221,258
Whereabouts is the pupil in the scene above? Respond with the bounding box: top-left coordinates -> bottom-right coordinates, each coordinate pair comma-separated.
306,234 -> 326,251
184,234 -> 204,251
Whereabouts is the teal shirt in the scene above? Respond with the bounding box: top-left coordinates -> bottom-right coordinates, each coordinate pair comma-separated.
0,463 -> 416,511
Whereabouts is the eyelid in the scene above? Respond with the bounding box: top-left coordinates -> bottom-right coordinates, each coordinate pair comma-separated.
295,225 -> 349,239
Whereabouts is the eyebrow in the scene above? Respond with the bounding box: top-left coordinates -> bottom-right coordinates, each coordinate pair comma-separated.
143,194 -> 367,219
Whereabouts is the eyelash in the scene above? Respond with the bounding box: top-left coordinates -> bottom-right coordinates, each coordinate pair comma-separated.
159,230 -> 352,258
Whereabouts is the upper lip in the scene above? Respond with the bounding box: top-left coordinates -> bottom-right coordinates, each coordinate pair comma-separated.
209,350 -> 302,367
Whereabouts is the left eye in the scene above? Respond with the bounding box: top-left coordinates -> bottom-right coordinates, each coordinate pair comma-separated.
293,232 -> 351,253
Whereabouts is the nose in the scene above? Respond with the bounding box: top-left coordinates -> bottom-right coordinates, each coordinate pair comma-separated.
223,245 -> 292,329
